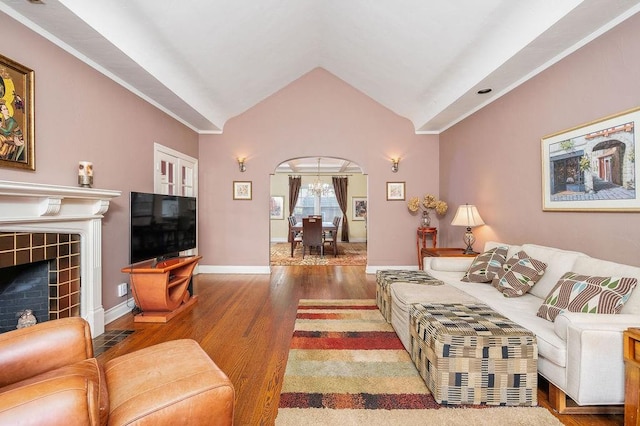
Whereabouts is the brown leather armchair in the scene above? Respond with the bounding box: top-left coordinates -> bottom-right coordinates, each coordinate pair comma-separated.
0,317 -> 235,425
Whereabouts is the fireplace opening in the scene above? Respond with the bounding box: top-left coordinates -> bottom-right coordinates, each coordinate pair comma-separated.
0,232 -> 81,334
0,260 -> 49,333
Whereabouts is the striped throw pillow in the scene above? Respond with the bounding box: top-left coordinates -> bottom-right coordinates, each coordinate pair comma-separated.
493,251 -> 547,297
461,246 -> 509,283
536,272 -> 638,321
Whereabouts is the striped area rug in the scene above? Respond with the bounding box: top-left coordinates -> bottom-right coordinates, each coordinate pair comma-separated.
276,299 -> 562,425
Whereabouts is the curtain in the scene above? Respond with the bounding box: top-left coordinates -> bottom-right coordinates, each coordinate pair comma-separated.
288,176 -> 301,242
332,176 -> 349,242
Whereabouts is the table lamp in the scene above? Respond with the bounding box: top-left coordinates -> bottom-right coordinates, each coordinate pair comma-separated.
451,204 -> 485,254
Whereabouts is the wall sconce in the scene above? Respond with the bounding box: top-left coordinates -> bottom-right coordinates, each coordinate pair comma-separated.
238,158 -> 246,172
391,158 -> 400,173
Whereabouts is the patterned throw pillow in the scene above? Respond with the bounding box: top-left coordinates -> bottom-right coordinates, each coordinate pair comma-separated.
461,246 -> 509,283
492,251 -> 547,297
536,272 -> 638,321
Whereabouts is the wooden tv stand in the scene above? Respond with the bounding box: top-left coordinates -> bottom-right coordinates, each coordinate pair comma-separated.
121,255 -> 202,323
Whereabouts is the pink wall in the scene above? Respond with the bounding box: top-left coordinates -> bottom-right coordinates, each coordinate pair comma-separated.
5,7 -> 639,313
0,14 -> 199,310
439,13 -> 640,266
198,68 -> 440,268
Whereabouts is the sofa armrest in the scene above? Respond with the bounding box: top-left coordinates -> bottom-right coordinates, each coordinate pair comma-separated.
0,374 -> 100,425
553,312 -> 640,405
423,257 -> 474,273
0,317 -> 93,387
553,312 -> 640,340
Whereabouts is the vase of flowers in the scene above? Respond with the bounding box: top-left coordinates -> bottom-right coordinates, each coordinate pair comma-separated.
407,194 -> 448,228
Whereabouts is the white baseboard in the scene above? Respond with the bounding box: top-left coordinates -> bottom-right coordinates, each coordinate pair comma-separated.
104,297 -> 136,325
198,265 -> 271,274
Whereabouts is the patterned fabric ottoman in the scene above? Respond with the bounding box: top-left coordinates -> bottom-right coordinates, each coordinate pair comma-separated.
409,303 -> 538,406
375,270 -> 443,323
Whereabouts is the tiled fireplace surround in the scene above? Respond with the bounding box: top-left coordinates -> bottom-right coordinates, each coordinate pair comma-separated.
0,180 -> 120,337
0,232 -> 81,333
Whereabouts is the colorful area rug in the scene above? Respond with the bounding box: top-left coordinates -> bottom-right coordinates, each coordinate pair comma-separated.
270,242 -> 367,266
276,299 -> 562,425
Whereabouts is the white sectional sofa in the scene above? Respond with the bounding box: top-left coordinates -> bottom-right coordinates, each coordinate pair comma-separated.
389,241 -> 640,412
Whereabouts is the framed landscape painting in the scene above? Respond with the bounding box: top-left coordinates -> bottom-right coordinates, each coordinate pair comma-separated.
0,54 -> 34,171
541,107 -> 640,211
352,196 -> 367,220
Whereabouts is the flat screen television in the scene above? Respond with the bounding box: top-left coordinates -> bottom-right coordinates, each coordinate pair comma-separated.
129,191 -> 197,264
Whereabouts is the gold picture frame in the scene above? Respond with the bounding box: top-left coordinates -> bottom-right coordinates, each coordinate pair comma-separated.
0,54 -> 34,171
233,181 -> 252,200
541,106 -> 639,211
386,182 -> 405,201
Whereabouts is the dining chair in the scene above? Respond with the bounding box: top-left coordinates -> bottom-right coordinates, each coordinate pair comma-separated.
323,216 -> 341,257
288,216 -> 301,237
302,217 -> 323,258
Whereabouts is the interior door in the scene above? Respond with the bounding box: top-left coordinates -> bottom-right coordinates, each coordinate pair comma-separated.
153,143 -> 199,260
154,143 -> 198,196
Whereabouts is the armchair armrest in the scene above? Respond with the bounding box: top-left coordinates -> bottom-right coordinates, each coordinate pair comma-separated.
0,374 -> 100,425
0,317 -> 93,387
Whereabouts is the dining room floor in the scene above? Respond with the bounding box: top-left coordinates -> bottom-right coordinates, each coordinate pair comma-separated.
270,242 -> 367,266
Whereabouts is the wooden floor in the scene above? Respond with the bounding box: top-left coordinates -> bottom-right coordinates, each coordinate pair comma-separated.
99,265 -> 624,426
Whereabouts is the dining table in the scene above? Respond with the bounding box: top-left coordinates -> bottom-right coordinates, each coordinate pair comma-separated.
290,221 -> 338,257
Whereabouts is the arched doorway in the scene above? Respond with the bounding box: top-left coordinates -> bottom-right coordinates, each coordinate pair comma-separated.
269,157 -> 367,265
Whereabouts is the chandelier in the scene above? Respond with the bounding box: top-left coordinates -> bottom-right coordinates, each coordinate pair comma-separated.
308,158 -> 332,196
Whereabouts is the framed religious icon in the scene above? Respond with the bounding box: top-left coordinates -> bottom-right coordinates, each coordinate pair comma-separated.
0,54 -> 34,170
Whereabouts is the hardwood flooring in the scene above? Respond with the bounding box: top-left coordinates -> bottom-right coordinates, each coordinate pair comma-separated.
98,265 -> 624,426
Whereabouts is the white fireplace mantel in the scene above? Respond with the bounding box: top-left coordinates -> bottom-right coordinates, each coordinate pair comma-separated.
0,180 -> 122,336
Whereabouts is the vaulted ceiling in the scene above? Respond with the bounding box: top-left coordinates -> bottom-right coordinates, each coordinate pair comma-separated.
2,0 -> 639,134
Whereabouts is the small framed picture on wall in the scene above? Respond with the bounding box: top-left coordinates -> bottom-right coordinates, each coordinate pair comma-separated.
352,196 -> 367,220
233,181 -> 252,200
270,196 -> 284,219
386,182 -> 405,201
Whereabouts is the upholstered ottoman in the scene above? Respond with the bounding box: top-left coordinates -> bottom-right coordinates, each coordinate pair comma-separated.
409,303 -> 538,406
375,270 -> 443,322
104,339 -> 235,425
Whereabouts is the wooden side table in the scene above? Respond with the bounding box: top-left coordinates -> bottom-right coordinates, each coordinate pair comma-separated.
422,247 -> 478,259
416,227 -> 437,269
624,328 -> 640,425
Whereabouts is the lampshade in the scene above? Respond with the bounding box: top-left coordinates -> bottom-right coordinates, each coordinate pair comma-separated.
451,204 -> 485,255
451,204 -> 485,228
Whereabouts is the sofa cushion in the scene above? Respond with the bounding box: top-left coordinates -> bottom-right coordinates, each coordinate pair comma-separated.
483,241 -> 522,259
536,272 -> 638,321
390,282 -> 478,352
446,280 -> 567,367
461,246 -> 509,283
493,251 -> 547,297
520,244 -> 585,299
